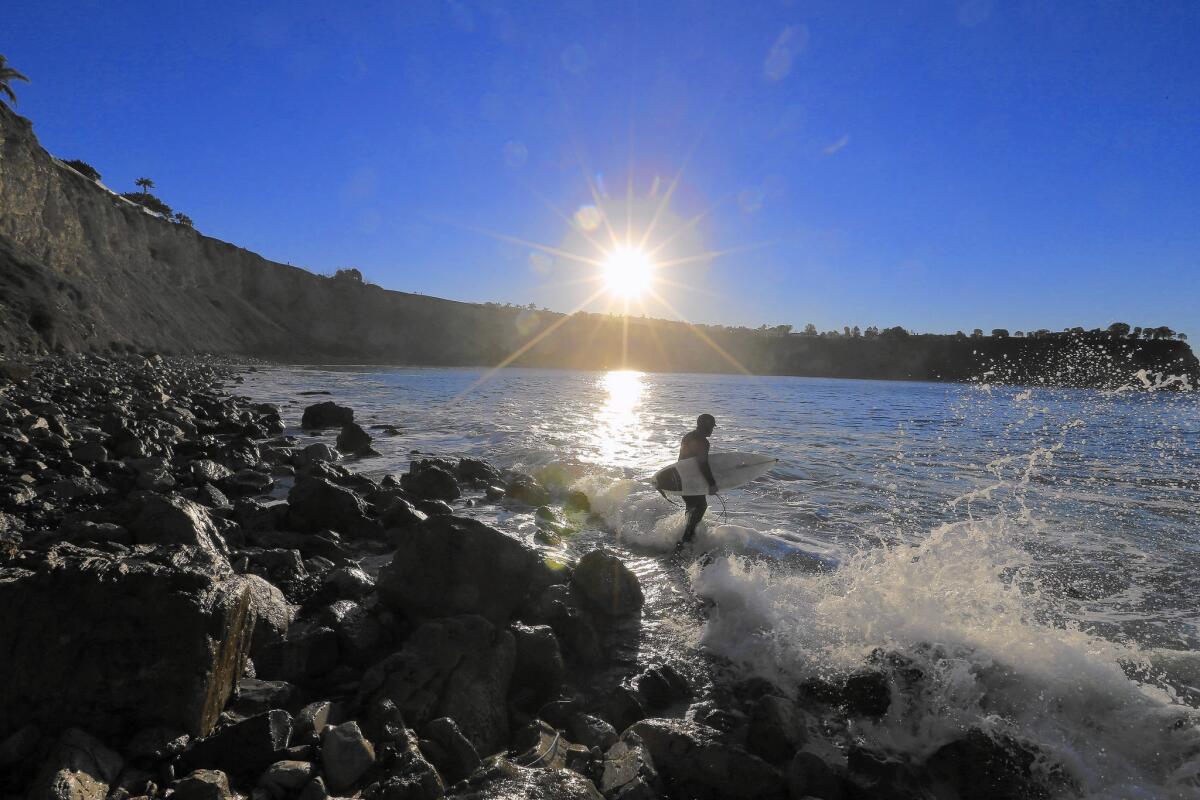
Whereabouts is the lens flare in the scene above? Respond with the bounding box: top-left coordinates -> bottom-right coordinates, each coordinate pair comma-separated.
602,245 -> 653,298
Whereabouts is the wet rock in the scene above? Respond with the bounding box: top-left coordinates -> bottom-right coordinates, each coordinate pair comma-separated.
627,719 -> 785,800
378,495 -> 428,530
172,769 -> 234,800
634,664 -> 691,711
272,620 -> 340,684
599,732 -> 660,799
456,457 -> 503,485
298,443 -> 339,465
358,614 -> 515,755
70,443 -> 109,465
923,729 -> 1057,800
240,570 -> 296,662
504,472 -> 550,506
571,549 -> 644,618
233,679 -> 298,717
29,728 -> 123,800
301,402 -> 354,430
458,764 -> 603,800
62,519 -> 131,546
786,751 -> 845,800
322,721 -> 376,793
365,727 -> 444,800
336,422 -> 374,455
129,492 -> 229,560
298,776 -> 328,800
377,515 -> 546,625
259,760 -> 316,794
189,459 -> 234,485
317,599 -> 384,666
294,701 -> 337,742
568,713 -> 618,752
511,720 -> 570,770
422,717 -> 480,784
287,476 -> 370,534
220,468 -> 274,496
0,723 -> 41,768
746,695 -> 808,764
0,543 -> 253,738
126,726 -> 190,761
415,498 -> 453,517
484,485 -> 505,501
185,710 -> 293,778
510,623 -> 566,710
400,461 -> 461,502
565,490 -> 591,514
322,564 -> 375,600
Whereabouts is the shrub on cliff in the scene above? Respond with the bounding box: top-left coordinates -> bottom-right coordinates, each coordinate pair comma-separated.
121,190 -> 173,217
174,212 -> 194,227
62,159 -> 101,182
0,55 -> 30,106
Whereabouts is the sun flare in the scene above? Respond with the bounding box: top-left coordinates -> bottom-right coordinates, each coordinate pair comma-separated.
601,245 -> 654,299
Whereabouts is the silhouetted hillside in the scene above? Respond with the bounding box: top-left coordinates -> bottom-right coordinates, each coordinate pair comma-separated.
1,103 -> 1195,389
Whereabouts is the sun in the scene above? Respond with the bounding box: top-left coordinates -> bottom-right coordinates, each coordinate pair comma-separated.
602,244 -> 654,299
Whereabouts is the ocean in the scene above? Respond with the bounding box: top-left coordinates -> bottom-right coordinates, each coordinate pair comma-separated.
237,365 -> 1200,798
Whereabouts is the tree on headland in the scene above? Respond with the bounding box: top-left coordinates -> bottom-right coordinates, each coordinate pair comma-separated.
0,55 -> 30,106
992,329 -> 1009,338
802,323 -> 817,336
135,177 -> 155,192
1107,322 -> 1131,338
62,159 -> 101,182
1179,333 -> 1188,342
173,212 -> 194,227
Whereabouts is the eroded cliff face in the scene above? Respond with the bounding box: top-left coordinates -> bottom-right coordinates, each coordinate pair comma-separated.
0,103 -> 509,360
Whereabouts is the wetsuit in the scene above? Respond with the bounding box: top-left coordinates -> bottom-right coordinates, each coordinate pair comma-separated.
678,429 -> 716,546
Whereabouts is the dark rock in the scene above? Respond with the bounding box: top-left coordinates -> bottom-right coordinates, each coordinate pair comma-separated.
628,719 -> 785,800
297,443 -> 339,465
786,751 -> 845,800
71,443 -> 109,465
172,769 -> 234,800
923,729 -> 1057,800
259,759 -> 316,794
219,468 -> 274,496
840,671 -> 891,718
287,476 -> 370,534
126,726 -> 190,761
0,723 -> 41,768
568,713 -> 618,752
634,664 -> 691,711
29,728 -> 123,800
505,472 -> 550,506
294,701 -> 337,741
0,543 -> 252,738
484,485 -> 505,501
185,710 -> 292,778
379,495 -> 428,530
298,776 -> 329,800
599,733 -> 660,799
415,498 -> 454,517
358,614 -> 515,755
510,623 -> 566,710
189,459 -> 234,485
317,599 -> 384,666
454,764 -> 603,799
128,492 -> 229,561
241,573 -> 296,671
422,717 -> 480,784
564,490 -> 591,514
400,462 -> 461,502
301,402 -> 354,430
746,695 -> 808,764
377,515 -> 545,625
571,549 -> 644,618
322,722 -> 376,793
599,687 -> 647,733
336,422 -> 374,455
322,564 -> 375,600
272,621 -> 340,684
365,727 -> 444,800
232,678 -> 298,717
456,458 -> 503,485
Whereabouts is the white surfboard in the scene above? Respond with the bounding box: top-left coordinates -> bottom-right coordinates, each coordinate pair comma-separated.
652,451 -> 778,496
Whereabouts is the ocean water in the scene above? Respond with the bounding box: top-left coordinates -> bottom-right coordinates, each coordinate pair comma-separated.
237,366 -> 1200,798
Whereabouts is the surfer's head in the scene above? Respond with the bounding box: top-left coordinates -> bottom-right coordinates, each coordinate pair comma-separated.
697,413 -> 716,435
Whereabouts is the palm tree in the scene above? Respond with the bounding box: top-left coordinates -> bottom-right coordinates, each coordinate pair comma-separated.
0,55 -> 31,106
135,177 -> 155,193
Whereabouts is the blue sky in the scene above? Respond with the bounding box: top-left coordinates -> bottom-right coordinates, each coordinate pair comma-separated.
7,1 -> 1199,335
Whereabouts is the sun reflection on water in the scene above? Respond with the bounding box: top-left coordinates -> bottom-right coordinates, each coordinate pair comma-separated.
592,370 -> 651,466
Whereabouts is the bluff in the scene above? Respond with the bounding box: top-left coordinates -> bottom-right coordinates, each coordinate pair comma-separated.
1,104 -> 1196,388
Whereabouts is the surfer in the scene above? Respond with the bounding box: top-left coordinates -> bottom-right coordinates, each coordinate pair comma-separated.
675,413 -> 718,552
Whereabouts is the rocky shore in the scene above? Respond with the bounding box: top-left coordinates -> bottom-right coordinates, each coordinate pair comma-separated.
0,356 -> 1065,800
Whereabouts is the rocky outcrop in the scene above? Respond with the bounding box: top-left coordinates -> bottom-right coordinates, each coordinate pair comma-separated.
0,543 -> 253,738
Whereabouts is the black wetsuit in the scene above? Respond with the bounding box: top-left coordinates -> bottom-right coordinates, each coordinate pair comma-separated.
678,429 -> 716,546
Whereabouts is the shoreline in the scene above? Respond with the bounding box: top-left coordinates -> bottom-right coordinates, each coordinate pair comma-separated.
0,354 -> 1091,799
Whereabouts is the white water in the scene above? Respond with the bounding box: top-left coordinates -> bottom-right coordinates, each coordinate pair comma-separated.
236,366 -> 1200,797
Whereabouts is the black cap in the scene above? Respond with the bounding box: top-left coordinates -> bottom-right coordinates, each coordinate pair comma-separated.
698,413 -> 716,427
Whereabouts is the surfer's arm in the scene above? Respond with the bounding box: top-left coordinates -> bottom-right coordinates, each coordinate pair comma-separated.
698,442 -> 718,492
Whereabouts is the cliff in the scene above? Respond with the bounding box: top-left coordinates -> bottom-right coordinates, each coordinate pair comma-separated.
1,103 -> 1196,387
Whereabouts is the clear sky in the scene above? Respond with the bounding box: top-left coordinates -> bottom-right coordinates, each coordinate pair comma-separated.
6,1 -> 1199,336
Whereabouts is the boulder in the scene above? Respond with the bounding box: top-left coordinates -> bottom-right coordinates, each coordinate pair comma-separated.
300,402 -> 354,429
923,729 -> 1057,800
377,515 -> 546,625
378,495 -> 427,530
505,472 -> 550,506
510,623 -> 566,709
366,727 -> 444,800
627,719 -> 785,800
287,476 -> 370,534
322,564 -> 375,600
358,615 -> 515,755
785,752 -> 845,800
599,732 -> 660,799
568,713 -> 618,752
455,765 -> 603,800
128,492 -> 229,561
185,710 -> 293,778
422,717 -> 480,784
29,728 -> 123,800
259,760 -> 316,794
571,549 -> 644,617
400,462 -> 460,502
172,769 -> 234,800
456,458 -> 503,485
240,573 -> 296,671
0,543 -> 253,738
321,722 -> 376,794
746,695 -> 808,764
633,664 -> 691,711
336,423 -> 374,455
298,443 -> 339,465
